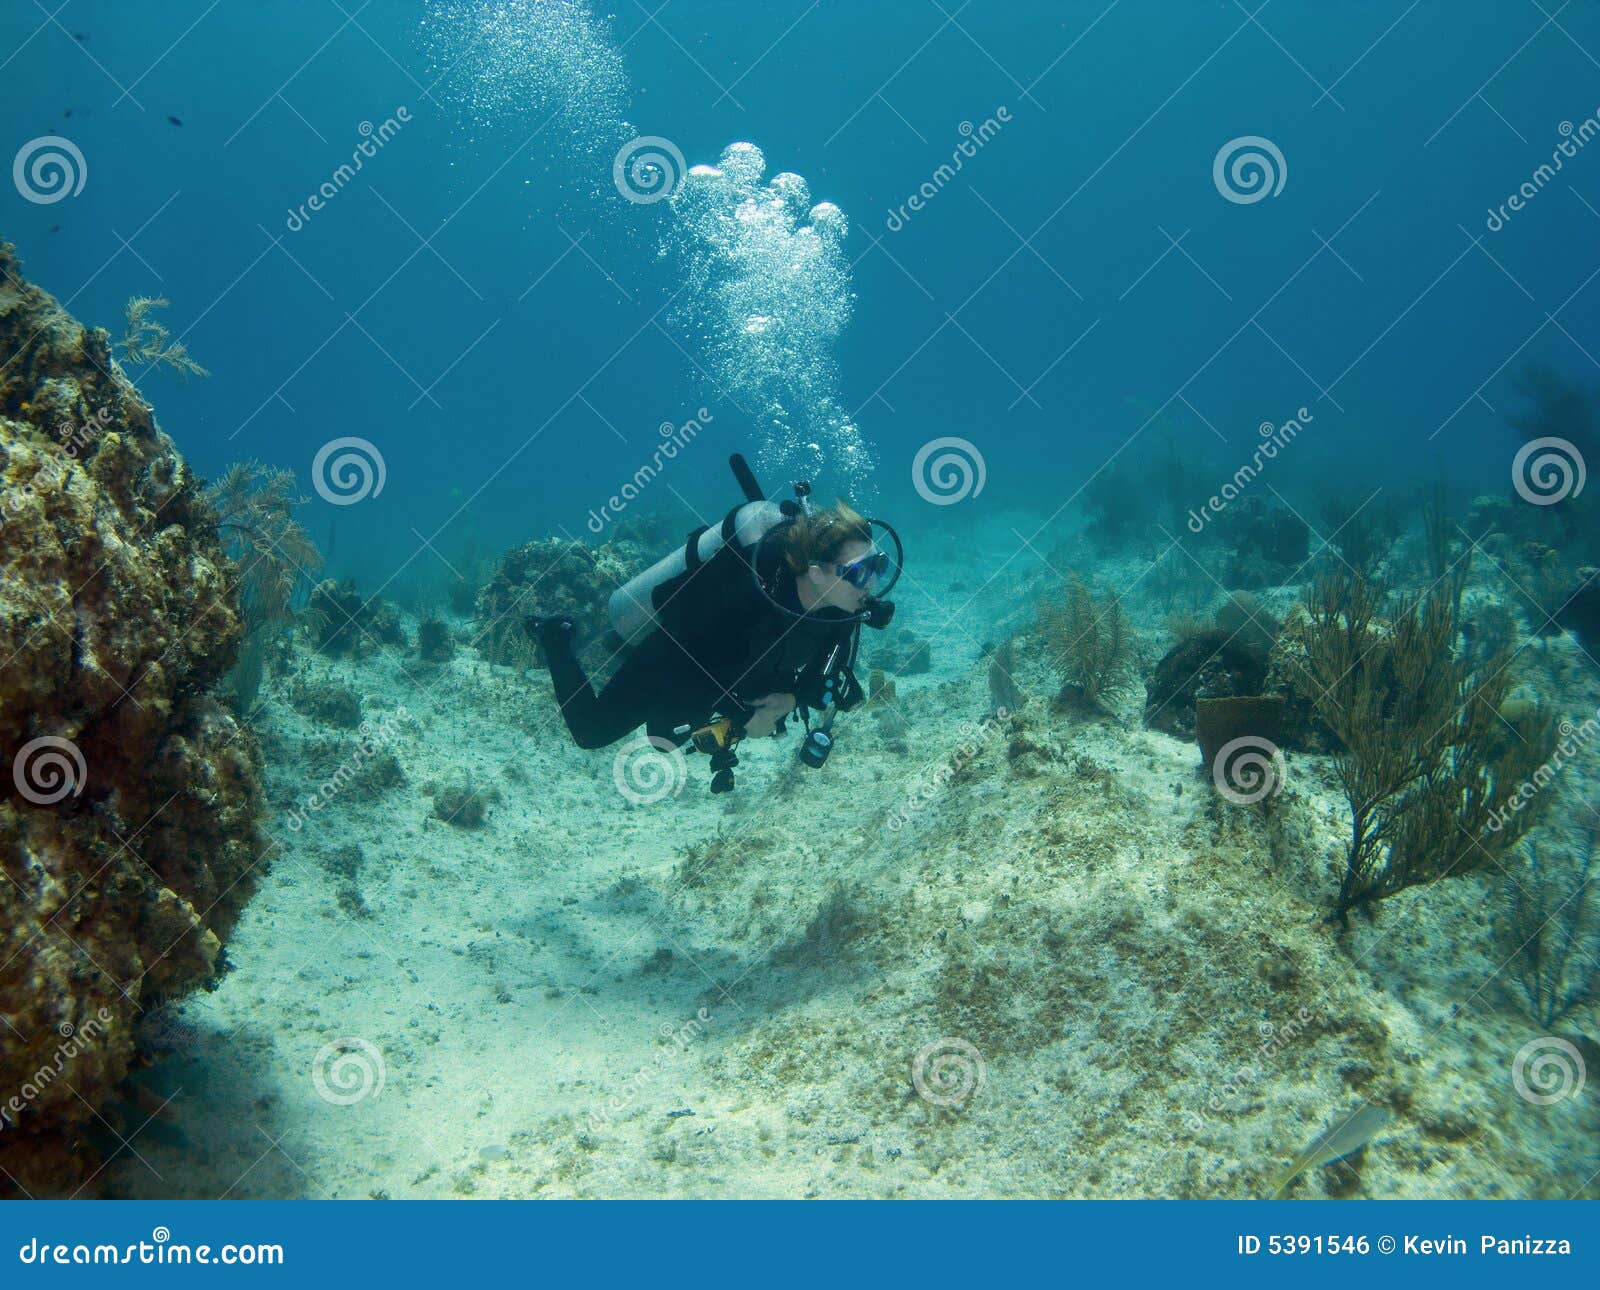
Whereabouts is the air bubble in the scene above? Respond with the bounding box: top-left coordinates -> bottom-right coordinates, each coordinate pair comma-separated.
718,141 -> 766,185
666,143 -> 875,498
421,0 -> 628,177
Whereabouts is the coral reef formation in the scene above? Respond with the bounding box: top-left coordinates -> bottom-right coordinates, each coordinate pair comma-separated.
309,578 -> 406,656
287,678 -> 363,729
1213,496 -> 1308,589
0,241 -> 267,1195
877,633 -> 932,677
1260,607 -> 1339,753
417,616 -> 455,663
85,493 -> 1598,1201
1145,628 -> 1268,738
986,638 -> 1023,716
474,536 -> 642,669
1195,695 -> 1286,778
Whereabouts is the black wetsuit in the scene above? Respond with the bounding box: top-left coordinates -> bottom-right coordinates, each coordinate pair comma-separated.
541,530 -> 861,750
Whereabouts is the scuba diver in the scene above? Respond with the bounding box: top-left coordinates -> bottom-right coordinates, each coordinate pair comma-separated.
525,454 -> 902,793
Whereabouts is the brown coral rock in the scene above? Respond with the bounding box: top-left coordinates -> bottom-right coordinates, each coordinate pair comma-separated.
0,241 -> 268,1196
475,535 -> 644,668
1195,694 -> 1287,778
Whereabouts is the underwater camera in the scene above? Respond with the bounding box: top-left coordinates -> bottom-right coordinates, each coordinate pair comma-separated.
690,717 -> 742,793
798,694 -> 839,769
707,747 -> 738,794
798,726 -> 833,769
691,717 -> 741,755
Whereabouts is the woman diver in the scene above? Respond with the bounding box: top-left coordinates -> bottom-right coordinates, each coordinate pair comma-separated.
524,455 -> 900,792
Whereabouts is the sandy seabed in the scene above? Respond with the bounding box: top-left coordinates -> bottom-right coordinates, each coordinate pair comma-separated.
106,511 -> 1600,1200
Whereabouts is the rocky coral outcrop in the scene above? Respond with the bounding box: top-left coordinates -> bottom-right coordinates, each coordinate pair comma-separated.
0,241 -> 267,1195
1213,496 -> 1309,589
308,578 -> 406,656
475,536 -> 644,668
1144,628 -> 1269,738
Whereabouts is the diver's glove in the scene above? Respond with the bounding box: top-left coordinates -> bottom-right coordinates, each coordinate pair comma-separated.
523,615 -> 576,650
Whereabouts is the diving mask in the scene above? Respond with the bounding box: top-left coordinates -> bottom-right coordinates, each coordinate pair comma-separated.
833,548 -> 895,592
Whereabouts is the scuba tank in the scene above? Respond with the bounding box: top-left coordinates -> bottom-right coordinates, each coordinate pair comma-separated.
610,452 -> 899,794
608,452 -> 901,643
608,497 -> 791,643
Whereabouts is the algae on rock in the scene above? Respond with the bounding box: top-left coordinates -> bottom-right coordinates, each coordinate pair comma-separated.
0,240 -> 267,1195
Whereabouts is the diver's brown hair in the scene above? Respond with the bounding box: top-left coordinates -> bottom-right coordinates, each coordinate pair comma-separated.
773,501 -> 871,573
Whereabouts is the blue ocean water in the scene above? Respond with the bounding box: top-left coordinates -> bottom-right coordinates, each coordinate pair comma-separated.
5,1 -> 1600,1203
5,1 -> 1596,582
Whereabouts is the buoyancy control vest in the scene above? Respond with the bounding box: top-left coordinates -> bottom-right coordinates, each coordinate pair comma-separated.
607,498 -> 801,644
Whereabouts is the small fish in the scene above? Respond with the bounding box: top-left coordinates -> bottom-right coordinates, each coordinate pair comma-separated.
49,224 -> 61,234
167,115 -> 183,127
74,31 -> 88,41
665,1108 -> 695,1119
63,108 -> 73,118
1268,1103 -> 1393,1198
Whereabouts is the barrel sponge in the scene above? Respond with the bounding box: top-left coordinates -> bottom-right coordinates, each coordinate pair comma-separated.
0,240 -> 268,1196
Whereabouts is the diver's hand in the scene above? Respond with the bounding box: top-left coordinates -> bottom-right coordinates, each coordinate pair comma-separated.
744,692 -> 795,738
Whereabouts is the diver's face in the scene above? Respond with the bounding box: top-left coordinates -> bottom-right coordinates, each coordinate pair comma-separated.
807,538 -> 874,612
